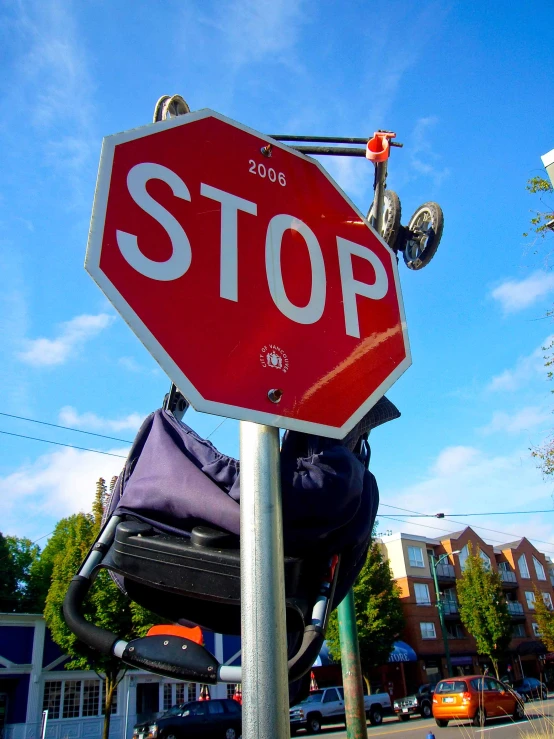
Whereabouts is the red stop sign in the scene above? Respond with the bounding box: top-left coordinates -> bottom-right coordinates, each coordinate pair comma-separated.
86,110 -> 410,438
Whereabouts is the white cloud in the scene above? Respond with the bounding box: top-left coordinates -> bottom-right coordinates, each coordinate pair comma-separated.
59,407 -> 143,435
0,446 -> 128,537
409,116 -> 449,187
431,446 -> 480,476
18,313 -> 114,367
118,357 -> 145,373
480,406 -> 552,436
3,1 -> 97,206
213,0 -> 306,70
324,157 -> 369,202
487,334 -> 554,392
384,445 -> 554,553
491,271 -> 554,314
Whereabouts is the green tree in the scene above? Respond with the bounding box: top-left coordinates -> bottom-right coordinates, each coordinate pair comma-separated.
0,532 -> 19,612
326,542 -> 404,677
456,543 -> 512,677
44,478 -> 157,739
523,176 -> 554,242
532,587 -> 554,652
5,536 -> 43,613
524,175 -> 554,473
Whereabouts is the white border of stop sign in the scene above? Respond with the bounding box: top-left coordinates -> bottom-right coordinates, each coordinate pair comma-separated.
85,109 -> 411,438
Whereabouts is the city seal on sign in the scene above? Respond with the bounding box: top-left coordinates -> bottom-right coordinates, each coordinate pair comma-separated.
260,344 -> 289,373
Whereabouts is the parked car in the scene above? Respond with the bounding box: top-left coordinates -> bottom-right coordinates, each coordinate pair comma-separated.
393,684 -> 434,720
289,686 -> 391,734
132,699 -> 242,739
432,676 -> 524,728
511,677 -> 548,702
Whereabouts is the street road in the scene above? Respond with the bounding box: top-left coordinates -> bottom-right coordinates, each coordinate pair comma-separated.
301,696 -> 554,739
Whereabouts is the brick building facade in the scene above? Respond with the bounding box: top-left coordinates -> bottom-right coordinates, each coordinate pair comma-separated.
378,527 -> 554,695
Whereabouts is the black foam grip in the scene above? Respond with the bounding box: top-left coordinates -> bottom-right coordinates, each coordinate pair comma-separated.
288,626 -> 325,682
122,635 -> 219,683
63,576 -> 120,655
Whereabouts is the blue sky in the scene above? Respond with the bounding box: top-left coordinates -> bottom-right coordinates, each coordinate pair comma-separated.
1,0 -> 554,559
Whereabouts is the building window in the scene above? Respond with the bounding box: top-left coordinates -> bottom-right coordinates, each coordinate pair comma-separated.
543,592 -> 553,610
533,623 -> 542,637
43,679 -> 110,719
420,622 -> 437,639
163,684 -> 172,711
533,556 -> 547,581
479,550 -> 491,570
525,591 -> 536,610
82,681 -> 101,717
458,545 -> 490,570
101,682 -> 118,715
446,623 -> 464,639
227,684 -> 239,700
408,546 -> 425,568
414,583 -> 431,605
175,684 -> 186,705
187,684 -> 197,702
459,545 -> 469,570
63,681 -> 81,719
512,623 -> 526,638
519,554 -> 530,578
43,681 -> 62,720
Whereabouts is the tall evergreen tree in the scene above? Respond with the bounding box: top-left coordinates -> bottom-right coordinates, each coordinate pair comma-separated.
45,478 -> 157,739
456,543 -> 512,677
326,542 -> 404,676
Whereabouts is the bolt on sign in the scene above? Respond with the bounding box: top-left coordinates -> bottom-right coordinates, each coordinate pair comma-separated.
86,109 -> 410,438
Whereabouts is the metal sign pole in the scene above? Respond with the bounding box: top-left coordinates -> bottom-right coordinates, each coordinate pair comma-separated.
338,155 -> 389,739
240,421 -> 290,739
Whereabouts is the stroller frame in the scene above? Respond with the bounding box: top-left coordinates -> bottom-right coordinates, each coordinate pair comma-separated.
63,507 -> 340,685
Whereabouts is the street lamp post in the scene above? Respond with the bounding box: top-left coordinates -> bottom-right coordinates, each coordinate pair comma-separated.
430,553 -> 459,679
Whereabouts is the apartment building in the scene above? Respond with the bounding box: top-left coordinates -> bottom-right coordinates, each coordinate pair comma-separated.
378,526 -> 554,694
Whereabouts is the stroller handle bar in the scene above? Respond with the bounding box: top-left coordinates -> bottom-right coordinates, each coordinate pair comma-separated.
62,516 -> 339,684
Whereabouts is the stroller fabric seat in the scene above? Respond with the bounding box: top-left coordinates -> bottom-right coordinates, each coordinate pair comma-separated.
63,399 -> 398,689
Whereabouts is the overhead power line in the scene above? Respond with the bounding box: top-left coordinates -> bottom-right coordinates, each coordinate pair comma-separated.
379,504 -> 554,518
379,502 -> 554,545
0,410 -> 228,446
0,411 -> 133,444
0,430 -> 128,459
379,515 -> 554,556
379,502 -> 554,553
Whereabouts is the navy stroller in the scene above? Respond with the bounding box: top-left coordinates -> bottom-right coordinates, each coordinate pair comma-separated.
63,395 -> 399,691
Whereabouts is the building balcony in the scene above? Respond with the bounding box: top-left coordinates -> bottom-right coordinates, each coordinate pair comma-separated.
500,570 -> 518,587
507,601 -> 526,621
442,601 -> 459,617
436,563 -> 456,580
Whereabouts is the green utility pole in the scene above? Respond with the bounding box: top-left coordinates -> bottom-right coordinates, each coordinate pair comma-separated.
338,589 -> 368,739
337,152 -> 391,739
430,553 -> 454,678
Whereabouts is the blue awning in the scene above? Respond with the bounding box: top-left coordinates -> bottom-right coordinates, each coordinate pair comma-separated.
312,641 -> 335,667
388,641 -> 417,663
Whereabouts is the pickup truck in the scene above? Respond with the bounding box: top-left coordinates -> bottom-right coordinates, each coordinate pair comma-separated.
289,686 -> 392,734
393,684 -> 434,720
